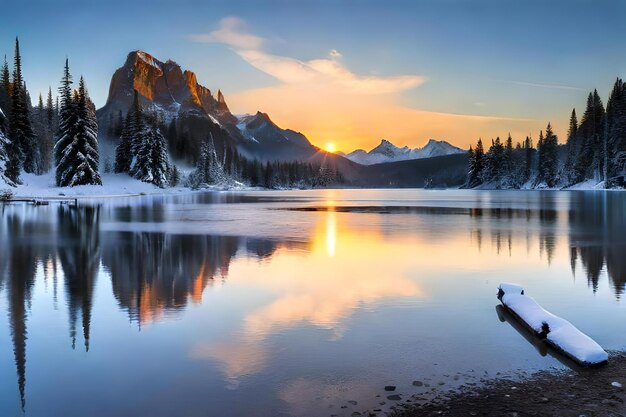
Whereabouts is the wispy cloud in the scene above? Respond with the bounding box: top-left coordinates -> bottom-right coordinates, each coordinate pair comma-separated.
495,79 -> 585,91
190,17 -> 426,96
188,16 -> 264,50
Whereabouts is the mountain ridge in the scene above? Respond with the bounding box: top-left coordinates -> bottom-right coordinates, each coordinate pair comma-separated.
340,138 -> 466,165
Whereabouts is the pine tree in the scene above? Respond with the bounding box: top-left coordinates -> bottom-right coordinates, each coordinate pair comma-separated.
467,138 -> 484,187
524,136 -> 533,183
76,77 -> 101,185
503,133 -> 514,186
131,123 -> 170,187
46,87 -> 54,127
33,92 -> 53,173
606,78 -> 626,187
0,109 -> 13,185
190,133 -> 223,187
54,65 -> 102,186
0,55 -> 10,114
114,90 -> 142,173
54,58 -> 75,185
541,123 -> 558,187
563,109 -> 578,184
575,91 -> 605,182
9,38 -> 37,174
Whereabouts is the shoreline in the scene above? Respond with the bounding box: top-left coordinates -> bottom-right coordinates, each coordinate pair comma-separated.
389,352 -> 626,417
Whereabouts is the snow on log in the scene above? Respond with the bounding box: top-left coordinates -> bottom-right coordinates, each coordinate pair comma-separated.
497,283 -> 608,366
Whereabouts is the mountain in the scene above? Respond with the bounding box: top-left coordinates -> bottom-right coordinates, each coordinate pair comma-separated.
342,138 -> 466,165
97,50 -> 337,164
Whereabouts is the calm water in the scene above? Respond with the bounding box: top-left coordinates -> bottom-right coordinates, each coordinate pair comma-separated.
1,189 -> 626,416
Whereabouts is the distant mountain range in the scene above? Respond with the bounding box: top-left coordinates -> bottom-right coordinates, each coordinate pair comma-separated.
95,50 -> 469,187
339,139 -> 466,165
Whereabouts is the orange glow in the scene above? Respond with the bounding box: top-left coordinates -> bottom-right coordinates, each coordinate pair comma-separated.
229,85 -> 548,152
325,143 -> 337,153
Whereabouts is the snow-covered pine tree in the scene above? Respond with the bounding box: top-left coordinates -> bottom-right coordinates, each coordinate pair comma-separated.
75,76 -> 101,185
114,90 -> 142,173
54,65 -> 102,186
54,58 -> 75,185
131,121 -> 170,188
10,38 -> 38,174
606,78 -> 626,187
190,133 -> 225,187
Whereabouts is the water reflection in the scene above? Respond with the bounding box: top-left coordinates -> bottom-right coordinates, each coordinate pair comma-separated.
568,193 -> 626,296
0,190 -> 625,415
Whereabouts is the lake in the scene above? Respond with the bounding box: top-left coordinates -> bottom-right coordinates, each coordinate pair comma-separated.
1,189 -> 625,417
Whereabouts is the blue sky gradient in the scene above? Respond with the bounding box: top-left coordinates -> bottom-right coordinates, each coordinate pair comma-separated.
2,0 -> 625,149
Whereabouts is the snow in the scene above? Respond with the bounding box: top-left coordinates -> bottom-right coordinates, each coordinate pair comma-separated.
208,114 -> 221,126
498,283 -> 524,296
498,283 -> 608,366
0,171 -> 190,199
135,51 -> 163,70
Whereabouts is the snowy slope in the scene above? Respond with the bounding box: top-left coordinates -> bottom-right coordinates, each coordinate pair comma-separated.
0,171 -> 196,198
344,139 -> 466,165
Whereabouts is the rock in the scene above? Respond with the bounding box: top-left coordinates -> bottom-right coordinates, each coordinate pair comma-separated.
384,386 -> 396,392
387,395 -> 401,401
539,397 -> 549,403
412,380 -> 423,387
348,400 -> 358,405
611,381 -> 623,388
351,412 -> 362,416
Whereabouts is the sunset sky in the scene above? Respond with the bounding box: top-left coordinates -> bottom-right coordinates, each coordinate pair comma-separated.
2,0 -> 626,151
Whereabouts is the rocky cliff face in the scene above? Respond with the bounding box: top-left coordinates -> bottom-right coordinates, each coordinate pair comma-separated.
101,51 -> 234,124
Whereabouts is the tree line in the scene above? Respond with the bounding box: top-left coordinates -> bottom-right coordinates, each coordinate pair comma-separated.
467,78 -> 626,189
112,89 -> 343,189
0,37 -> 101,187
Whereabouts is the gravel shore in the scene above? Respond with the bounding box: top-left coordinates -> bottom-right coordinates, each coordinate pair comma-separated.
390,352 -> 626,417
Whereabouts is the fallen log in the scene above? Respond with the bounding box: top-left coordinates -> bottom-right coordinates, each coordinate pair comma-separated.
497,283 -> 608,367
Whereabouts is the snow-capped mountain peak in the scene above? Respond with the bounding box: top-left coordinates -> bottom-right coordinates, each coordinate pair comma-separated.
344,138 -> 466,165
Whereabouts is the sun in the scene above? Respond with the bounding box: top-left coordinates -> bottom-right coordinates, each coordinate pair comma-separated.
325,143 -> 337,153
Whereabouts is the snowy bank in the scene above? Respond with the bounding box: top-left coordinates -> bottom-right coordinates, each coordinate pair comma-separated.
0,171 -> 232,199
497,283 -> 608,366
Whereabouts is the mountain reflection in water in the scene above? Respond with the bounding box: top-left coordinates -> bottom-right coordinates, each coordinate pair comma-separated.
0,190 -> 625,416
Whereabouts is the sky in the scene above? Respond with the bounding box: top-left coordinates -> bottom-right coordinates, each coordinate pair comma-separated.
1,0 -> 626,152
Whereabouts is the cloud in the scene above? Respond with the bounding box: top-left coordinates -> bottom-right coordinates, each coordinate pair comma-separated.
189,16 -> 264,50
236,49 -> 426,95
190,17 -> 545,149
191,17 -> 426,96
496,79 -> 585,91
